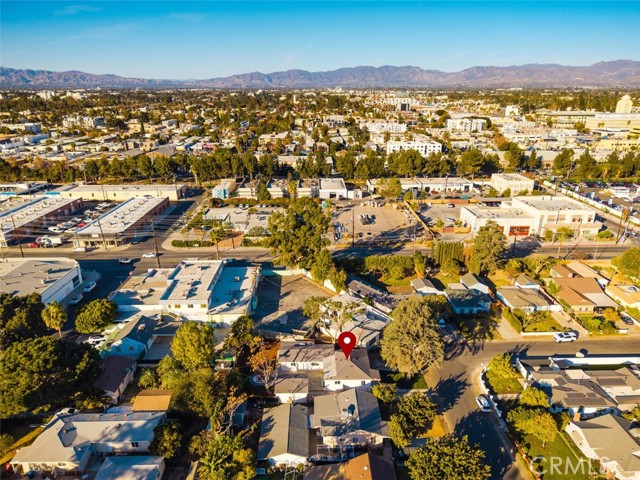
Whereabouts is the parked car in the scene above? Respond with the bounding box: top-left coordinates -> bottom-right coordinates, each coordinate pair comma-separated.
119,258 -> 132,264
83,281 -> 97,293
475,394 -> 492,413
69,294 -> 83,305
142,252 -> 157,258
554,331 -> 578,343
27,242 -> 40,248
87,335 -> 105,345
447,203 -> 455,208
72,246 -> 87,253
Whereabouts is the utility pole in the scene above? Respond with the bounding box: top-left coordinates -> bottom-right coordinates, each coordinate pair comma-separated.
10,215 -> 24,258
97,217 -> 108,251
151,217 -> 161,268
351,205 -> 355,247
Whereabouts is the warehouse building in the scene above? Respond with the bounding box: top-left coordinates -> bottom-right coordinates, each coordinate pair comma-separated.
490,173 -> 537,195
53,183 -> 187,202
0,257 -> 83,305
74,196 -> 169,248
0,196 -> 83,247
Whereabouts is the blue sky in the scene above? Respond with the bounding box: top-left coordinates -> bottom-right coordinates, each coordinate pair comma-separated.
2,1 -> 639,79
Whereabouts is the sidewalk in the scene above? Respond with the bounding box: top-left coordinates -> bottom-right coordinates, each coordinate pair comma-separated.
495,317 -> 522,340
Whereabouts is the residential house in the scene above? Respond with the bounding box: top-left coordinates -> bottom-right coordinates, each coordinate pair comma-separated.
103,315 -> 157,360
318,294 -> 392,348
606,284 -> 640,309
445,288 -> 492,315
258,404 -> 310,467
10,411 -> 166,475
410,278 -> 441,295
497,287 -> 562,312
515,274 -> 540,290
304,452 -> 397,480
519,357 -> 640,416
551,262 -> 610,288
93,356 -> 137,404
566,414 -> 640,480
94,456 -> 165,480
275,342 -> 379,402
132,390 -> 173,412
311,389 -> 388,447
551,277 -> 617,313
460,273 -> 492,295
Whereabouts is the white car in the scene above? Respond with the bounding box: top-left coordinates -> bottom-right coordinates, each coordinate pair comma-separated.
554,331 -> 578,343
142,252 -> 157,258
72,246 -> 87,253
69,294 -> 83,305
119,258 -> 132,264
475,394 -> 492,413
87,334 -> 105,345
83,281 -> 97,293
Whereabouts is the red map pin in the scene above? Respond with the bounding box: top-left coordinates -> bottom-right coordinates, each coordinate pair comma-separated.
337,331 -> 357,360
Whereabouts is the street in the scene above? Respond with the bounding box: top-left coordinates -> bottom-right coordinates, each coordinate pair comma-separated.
426,337 -> 640,480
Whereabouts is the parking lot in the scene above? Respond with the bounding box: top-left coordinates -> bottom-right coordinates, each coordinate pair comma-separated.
418,202 -> 463,227
333,203 -> 417,243
253,274 -> 330,337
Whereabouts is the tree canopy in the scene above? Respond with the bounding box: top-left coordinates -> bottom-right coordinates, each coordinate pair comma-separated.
0,293 -> 46,349
0,336 -> 101,417
191,432 -> 255,480
468,221 -> 507,275
380,296 -> 443,376
268,197 -> 330,270
172,321 -> 217,370
612,246 -> 640,278
74,299 -> 117,333
42,301 -> 67,337
406,435 -> 492,480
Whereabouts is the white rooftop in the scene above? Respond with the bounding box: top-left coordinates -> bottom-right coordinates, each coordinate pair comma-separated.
0,196 -> 80,231
161,259 -> 223,304
77,196 -> 167,235
513,195 -> 593,212
319,178 -> 347,190
0,257 -> 80,297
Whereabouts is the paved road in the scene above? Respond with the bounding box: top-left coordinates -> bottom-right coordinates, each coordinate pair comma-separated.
426,337 -> 640,480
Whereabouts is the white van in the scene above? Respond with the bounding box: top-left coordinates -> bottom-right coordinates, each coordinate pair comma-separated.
72,246 -> 87,253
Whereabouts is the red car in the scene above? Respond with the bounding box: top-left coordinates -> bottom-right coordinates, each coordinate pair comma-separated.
27,242 -> 40,248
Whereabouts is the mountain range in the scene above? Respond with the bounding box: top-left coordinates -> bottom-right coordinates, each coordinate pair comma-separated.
1,60 -> 640,89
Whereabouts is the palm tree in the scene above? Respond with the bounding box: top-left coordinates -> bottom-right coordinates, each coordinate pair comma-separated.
42,301 -> 67,338
209,228 -> 224,260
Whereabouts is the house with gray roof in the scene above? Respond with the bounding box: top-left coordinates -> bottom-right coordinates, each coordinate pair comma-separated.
10,411 -> 165,475
258,404 -> 310,467
460,273 -> 492,295
311,389 -> 388,447
410,278 -> 441,296
497,286 -> 562,312
103,315 -> 157,360
566,414 -> 640,480
445,288 -> 492,315
93,356 -> 137,404
94,456 -> 165,480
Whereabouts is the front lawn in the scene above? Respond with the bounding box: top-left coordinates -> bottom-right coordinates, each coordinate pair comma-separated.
578,315 -> 618,335
503,309 -> 564,333
485,370 -> 523,394
380,371 -> 428,390
518,431 -> 595,480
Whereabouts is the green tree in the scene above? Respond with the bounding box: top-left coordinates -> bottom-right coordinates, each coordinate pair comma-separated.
303,296 -> 327,322
612,247 -> 640,278
0,433 -> 14,455
0,293 -> 47,349
389,413 -> 412,448
224,315 -> 253,355
380,296 -> 444,376
42,301 -> 67,337
376,177 -> 402,199
138,368 -> 160,389
0,337 -> 101,417
311,248 -> 334,283
372,383 -> 397,403
520,386 -> 550,408
192,432 -> 255,480
406,435 -> 491,480
397,392 -> 437,437
468,221 -> 507,275
622,406 -> 640,422
488,353 -> 519,381
268,197 -> 330,270
552,149 -> 575,177
522,411 -> 558,447
74,299 -> 117,333
150,421 -> 183,459
172,321 -> 217,370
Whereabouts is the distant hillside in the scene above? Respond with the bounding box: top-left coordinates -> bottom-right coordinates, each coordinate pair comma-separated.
2,60 -> 640,89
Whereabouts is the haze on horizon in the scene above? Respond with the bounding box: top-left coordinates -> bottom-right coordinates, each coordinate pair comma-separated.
2,1 -> 639,80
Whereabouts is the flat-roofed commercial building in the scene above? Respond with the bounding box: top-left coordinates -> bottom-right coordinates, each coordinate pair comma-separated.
112,259 -> 260,324
74,196 -> 169,247
0,196 -> 83,247
460,195 -> 601,237
0,257 -> 83,304
319,178 -> 348,199
53,183 -> 186,201
490,173 -> 537,195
